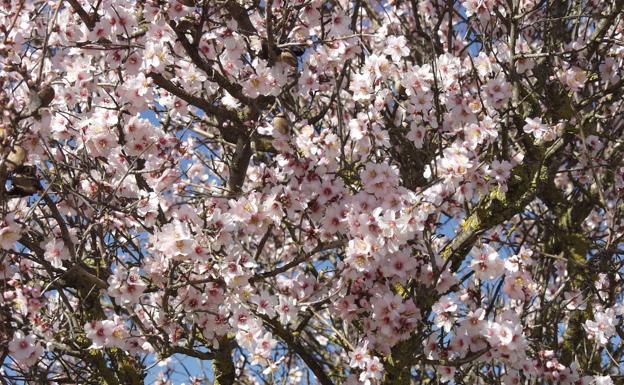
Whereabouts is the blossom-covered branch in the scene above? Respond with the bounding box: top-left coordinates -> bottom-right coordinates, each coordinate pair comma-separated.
1,0 -> 624,385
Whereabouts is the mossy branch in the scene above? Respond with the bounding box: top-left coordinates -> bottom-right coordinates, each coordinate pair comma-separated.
440,159 -> 549,272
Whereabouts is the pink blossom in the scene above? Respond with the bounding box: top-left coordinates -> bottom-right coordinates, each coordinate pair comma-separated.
8,331 -> 43,366
470,244 -> 504,280
384,36 -> 410,62
0,213 -> 21,250
562,66 -> 587,92
584,309 -> 616,345
523,117 -> 548,140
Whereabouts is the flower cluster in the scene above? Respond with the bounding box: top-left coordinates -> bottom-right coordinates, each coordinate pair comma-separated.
1,0 -> 623,384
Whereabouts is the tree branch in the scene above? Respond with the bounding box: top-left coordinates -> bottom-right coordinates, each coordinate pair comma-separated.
258,314 -> 335,385
66,0 -> 95,30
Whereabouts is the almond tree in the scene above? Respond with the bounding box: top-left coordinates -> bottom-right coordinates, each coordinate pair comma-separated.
1,1 -> 624,384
